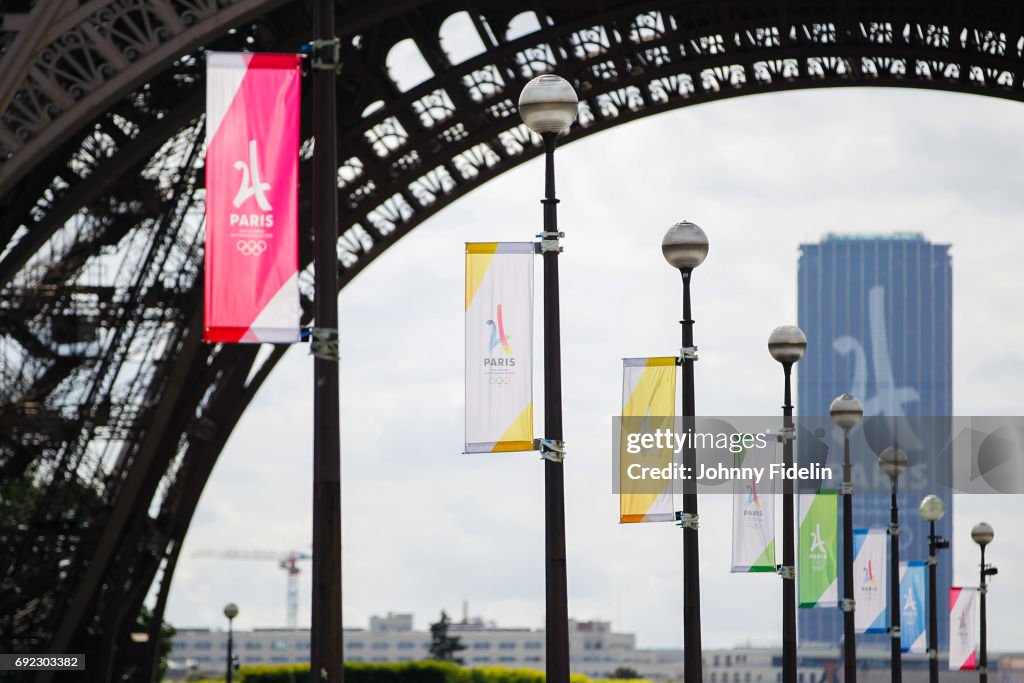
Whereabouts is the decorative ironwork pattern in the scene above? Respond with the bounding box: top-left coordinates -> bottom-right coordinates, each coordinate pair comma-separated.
0,0 -> 288,195
1,1 -> 1023,680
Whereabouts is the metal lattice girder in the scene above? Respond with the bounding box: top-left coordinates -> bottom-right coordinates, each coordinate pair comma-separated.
0,0 -> 293,194
2,1 -> 1024,681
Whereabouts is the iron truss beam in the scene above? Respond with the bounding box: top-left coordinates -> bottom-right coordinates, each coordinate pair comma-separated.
0,0 -> 292,195
1,1 -> 1023,681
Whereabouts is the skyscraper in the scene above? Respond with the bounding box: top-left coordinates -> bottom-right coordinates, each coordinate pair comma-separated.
796,233 -> 953,651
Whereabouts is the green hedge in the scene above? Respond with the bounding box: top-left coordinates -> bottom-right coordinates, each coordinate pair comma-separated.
237,661 -> 455,683
231,662 -> 650,683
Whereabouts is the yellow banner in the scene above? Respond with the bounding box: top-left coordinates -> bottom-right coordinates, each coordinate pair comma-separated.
465,243 -> 534,453
619,357 -> 676,523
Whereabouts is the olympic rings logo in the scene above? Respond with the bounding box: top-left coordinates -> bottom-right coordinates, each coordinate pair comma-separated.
236,239 -> 268,256
489,376 -> 512,385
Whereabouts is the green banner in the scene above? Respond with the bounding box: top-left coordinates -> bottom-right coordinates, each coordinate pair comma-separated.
731,446 -> 776,572
798,489 -> 838,608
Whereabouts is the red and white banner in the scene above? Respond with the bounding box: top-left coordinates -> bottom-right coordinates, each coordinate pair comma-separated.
949,586 -> 978,670
204,52 -> 301,343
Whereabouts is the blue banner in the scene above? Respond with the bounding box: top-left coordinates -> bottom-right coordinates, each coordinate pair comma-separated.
900,561 -> 927,653
853,529 -> 887,634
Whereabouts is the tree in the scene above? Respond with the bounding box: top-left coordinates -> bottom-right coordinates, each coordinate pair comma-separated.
428,610 -> 466,665
610,667 -> 641,679
136,604 -> 176,682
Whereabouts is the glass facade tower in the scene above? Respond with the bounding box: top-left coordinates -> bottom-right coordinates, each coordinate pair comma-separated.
796,233 -> 953,652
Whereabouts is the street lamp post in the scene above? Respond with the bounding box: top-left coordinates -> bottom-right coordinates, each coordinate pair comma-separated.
768,325 -> 807,683
223,603 -> 238,683
920,495 -> 949,683
311,0 -> 343,680
662,221 -> 709,682
879,447 -> 908,683
830,394 -> 863,683
518,74 -> 578,683
971,522 -> 996,683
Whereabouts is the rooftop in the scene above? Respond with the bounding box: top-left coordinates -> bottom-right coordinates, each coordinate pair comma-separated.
822,232 -> 926,242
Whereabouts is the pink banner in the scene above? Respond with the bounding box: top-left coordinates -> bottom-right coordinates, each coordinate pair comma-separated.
948,586 -> 977,670
204,52 -> 301,343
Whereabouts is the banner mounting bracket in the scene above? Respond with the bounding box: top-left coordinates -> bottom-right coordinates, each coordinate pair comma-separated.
538,439 -> 565,462
776,426 -> 796,443
678,346 -> 698,362
310,38 -> 341,73
309,327 -> 340,361
536,231 -> 564,253
675,511 -> 699,529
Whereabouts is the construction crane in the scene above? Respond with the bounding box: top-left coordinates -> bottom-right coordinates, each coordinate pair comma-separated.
195,549 -> 311,628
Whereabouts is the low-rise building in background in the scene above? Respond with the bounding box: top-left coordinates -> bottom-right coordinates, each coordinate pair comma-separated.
167,612 -> 682,680
167,611 -> 1019,683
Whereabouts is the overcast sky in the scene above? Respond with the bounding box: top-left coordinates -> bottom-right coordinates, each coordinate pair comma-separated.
164,85 -> 1024,653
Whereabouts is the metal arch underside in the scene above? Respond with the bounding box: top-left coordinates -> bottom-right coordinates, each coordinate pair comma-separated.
1,0 -> 1023,680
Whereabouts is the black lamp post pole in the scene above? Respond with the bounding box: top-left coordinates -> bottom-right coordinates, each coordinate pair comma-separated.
540,131 -> 570,683
927,520 -> 939,683
890,476 -> 902,683
311,0 -> 343,680
226,618 -> 234,683
842,430 -> 856,683
979,544 -> 988,683
781,363 -> 796,683
679,268 -> 702,683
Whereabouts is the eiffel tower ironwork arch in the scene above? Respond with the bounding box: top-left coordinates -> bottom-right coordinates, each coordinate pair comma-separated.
1,0 -> 1022,680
